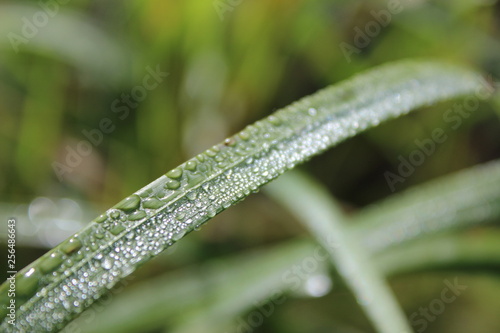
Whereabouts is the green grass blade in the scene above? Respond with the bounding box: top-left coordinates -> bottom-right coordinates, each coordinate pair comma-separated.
265,171 -> 412,333
353,160 -> 500,252
0,60 -> 486,332
376,230 -> 500,276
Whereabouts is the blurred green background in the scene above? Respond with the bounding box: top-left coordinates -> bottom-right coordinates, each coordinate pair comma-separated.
1,0 -> 500,332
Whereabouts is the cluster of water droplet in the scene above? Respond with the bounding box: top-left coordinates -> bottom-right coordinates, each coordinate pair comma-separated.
0,61 -> 483,332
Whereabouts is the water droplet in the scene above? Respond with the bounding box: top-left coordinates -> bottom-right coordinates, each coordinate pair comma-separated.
95,214 -> 107,223
64,258 -> 74,267
139,189 -> 152,198
166,168 -> 183,179
303,274 -> 332,297
40,252 -> 64,274
101,258 -> 113,270
175,212 -> 186,221
110,210 -> 121,219
74,252 -> 84,261
129,210 -> 147,221
94,231 -> 105,239
185,160 -> 198,171
116,195 -> 141,212
61,237 -> 82,255
238,129 -> 251,140
206,207 -> 217,217
142,197 -> 163,209
62,300 -> 72,311
308,108 -> 317,116
186,173 -> 204,187
224,138 -> 236,146
172,229 -> 187,241
186,192 -> 197,201
17,268 -> 40,297
206,148 -> 218,157
109,224 -> 126,235
166,180 -> 180,190
196,154 -> 206,162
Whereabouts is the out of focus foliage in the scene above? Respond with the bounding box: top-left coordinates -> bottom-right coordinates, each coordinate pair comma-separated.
1,0 -> 500,332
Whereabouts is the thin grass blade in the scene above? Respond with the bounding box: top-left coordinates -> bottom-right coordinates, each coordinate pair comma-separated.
265,171 -> 412,333
353,160 -> 500,252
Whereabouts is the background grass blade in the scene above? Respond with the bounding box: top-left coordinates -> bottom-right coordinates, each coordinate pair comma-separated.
169,230 -> 500,333
376,230 -> 500,276
0,60 -> 486,332
166,240 -> 325,333
265,171 -> 412,333
353,159 -> 500,252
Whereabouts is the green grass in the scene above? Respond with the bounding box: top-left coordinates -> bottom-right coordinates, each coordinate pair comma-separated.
0,60 -> 490,332
1,1 -> 500,332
